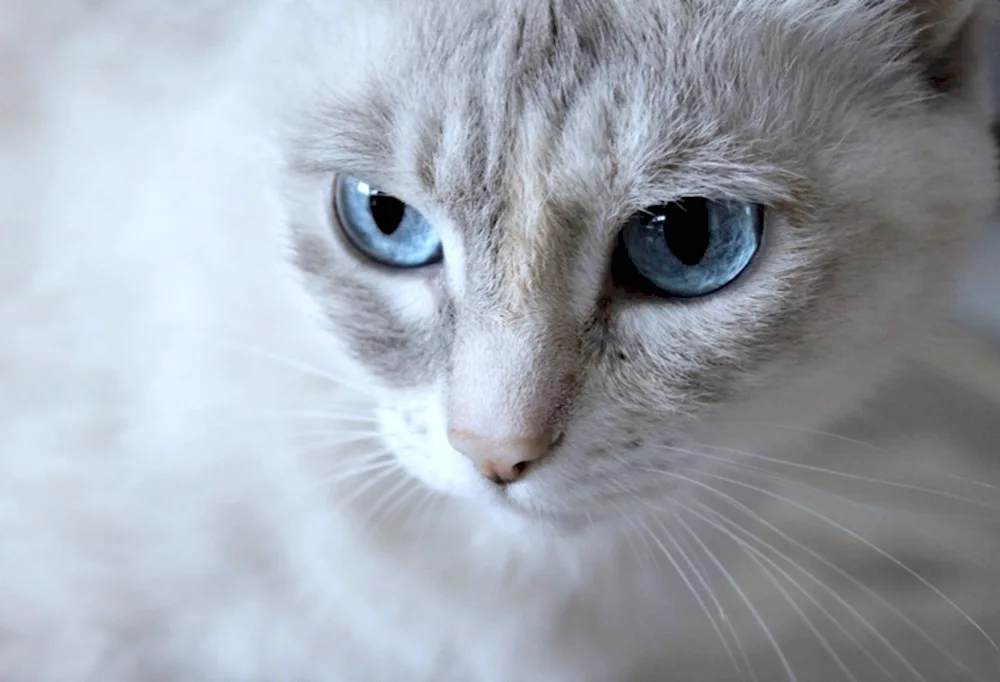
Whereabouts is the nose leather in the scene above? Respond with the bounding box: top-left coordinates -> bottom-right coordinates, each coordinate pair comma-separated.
447,429 -> 551,484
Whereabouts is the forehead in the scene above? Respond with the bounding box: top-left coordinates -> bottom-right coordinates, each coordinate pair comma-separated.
291,0 -> 926,309
308,1 -> 920,205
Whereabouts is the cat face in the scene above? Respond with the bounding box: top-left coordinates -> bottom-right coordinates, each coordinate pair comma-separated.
282,0 -> 997,526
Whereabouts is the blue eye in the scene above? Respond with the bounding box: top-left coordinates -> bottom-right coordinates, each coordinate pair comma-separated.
334,175 -> 443,268
612,199 -> 763,298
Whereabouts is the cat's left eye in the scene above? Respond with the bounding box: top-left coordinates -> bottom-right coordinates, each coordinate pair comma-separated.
333,175 -> 443,268
611,198 -> 764,298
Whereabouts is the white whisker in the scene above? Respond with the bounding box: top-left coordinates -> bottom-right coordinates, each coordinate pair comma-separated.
401,488 -> 438,539
248,408 -> 380,424
610,487 -> 747,681
639,465 -> 983,678
942,472 -> 997,490
712,421 -> 894,452
607,498 -> 651,570
673,509 -> 799,682
678,457 -> 995,573
289,431 -> 382,445
317,457 -> 397,487
689,441 -> 999,515
712,421 -> 998,490
604,471 -> 751,680
647,514 -> 757,682
664,446 -> 906,516
690,500 -> 907,681
373,478 -> 424,529
694,469 -> 999,654
361,474 -> 416,530
677,507 -> 862,682
410,491 -> 446,551
194,336 -> 375,394
333,462 -> 402,511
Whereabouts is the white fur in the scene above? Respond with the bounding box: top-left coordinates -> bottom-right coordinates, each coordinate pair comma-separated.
1,2 -> 998,681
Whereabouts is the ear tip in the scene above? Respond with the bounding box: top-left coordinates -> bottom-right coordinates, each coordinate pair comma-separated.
910,0 -> 991,56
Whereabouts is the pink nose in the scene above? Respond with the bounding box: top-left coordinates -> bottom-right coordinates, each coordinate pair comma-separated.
447,429 -> 554,484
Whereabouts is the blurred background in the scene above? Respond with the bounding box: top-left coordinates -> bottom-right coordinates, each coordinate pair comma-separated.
951,30 -> 1000,342
932,32 -> 1000,397
882,30 -> 1000,515
898,28 -> 999,445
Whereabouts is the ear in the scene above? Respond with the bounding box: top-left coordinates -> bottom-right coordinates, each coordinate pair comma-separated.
909,0 -> 986,57
904,0 -> 994,114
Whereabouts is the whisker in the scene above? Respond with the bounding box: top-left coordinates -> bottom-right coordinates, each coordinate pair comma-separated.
605,470 -> 751,680
401,488 -> 438,540
420,495 -> 445,542
688,441 -> 999,514
694,469 -> 1000,654
246,408 -> 381,424
361,474 -> 416,530
704,460 -> 996,574
193,336 -> 376,394
672,509 -> 799,682
676,455 -> 996,575
332,462 -> 402,510
690,500 -> 907,681
607,482 -> 665,564
712,420 -> 997,490
289,430 -> 383,444
315,447 -> 393,462
665,447 -> 905,515
373,478 -> 424,529
317,457 -> 397,486
942,472 -> 997,490
712,421 -> 895,452
647,514 -> 757,682
610,487 -> 748,682
639,465 -> 984,678
607,499 -> 652,569
675,451 -> 1000,564
677,506 -> 871,682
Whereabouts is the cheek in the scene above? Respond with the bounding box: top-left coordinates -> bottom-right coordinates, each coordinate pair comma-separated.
300,238 -> 452,388
376,395 -> 488,498
386,272 -> 445,325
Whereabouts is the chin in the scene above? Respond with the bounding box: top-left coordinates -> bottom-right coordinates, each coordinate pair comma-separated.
496,492 -> 593,532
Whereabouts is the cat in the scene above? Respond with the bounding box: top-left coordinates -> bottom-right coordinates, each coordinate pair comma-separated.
0,0 -> 998,680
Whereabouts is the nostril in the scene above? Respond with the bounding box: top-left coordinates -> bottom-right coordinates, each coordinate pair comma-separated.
448,429 -> 556,484
480,459 -> 532,485
511,460 -> 532,479
483,468 -> 505,486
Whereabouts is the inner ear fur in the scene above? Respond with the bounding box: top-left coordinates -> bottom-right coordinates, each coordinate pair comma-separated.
905,0 -> 994,109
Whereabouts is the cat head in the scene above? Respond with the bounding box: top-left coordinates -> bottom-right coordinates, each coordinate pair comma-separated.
280,0 -> 998,526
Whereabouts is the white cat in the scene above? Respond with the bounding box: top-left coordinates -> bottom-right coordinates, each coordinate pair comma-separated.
1,1 -> 997,680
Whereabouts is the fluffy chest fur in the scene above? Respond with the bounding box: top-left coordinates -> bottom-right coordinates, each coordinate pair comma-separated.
1,1 -> 998,681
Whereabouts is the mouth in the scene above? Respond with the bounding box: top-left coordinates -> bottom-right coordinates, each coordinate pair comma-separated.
492,485 -> 602,533
498,479 -> 675,533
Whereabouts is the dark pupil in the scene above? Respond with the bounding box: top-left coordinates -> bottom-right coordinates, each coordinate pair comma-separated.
646,199 -> 710,266
368,191 -> 406,235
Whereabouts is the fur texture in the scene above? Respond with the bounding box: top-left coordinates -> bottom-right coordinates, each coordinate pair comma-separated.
0,1 -> 998,680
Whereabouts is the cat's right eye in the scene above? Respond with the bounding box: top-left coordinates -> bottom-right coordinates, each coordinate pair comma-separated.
333,175 -> 443,268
